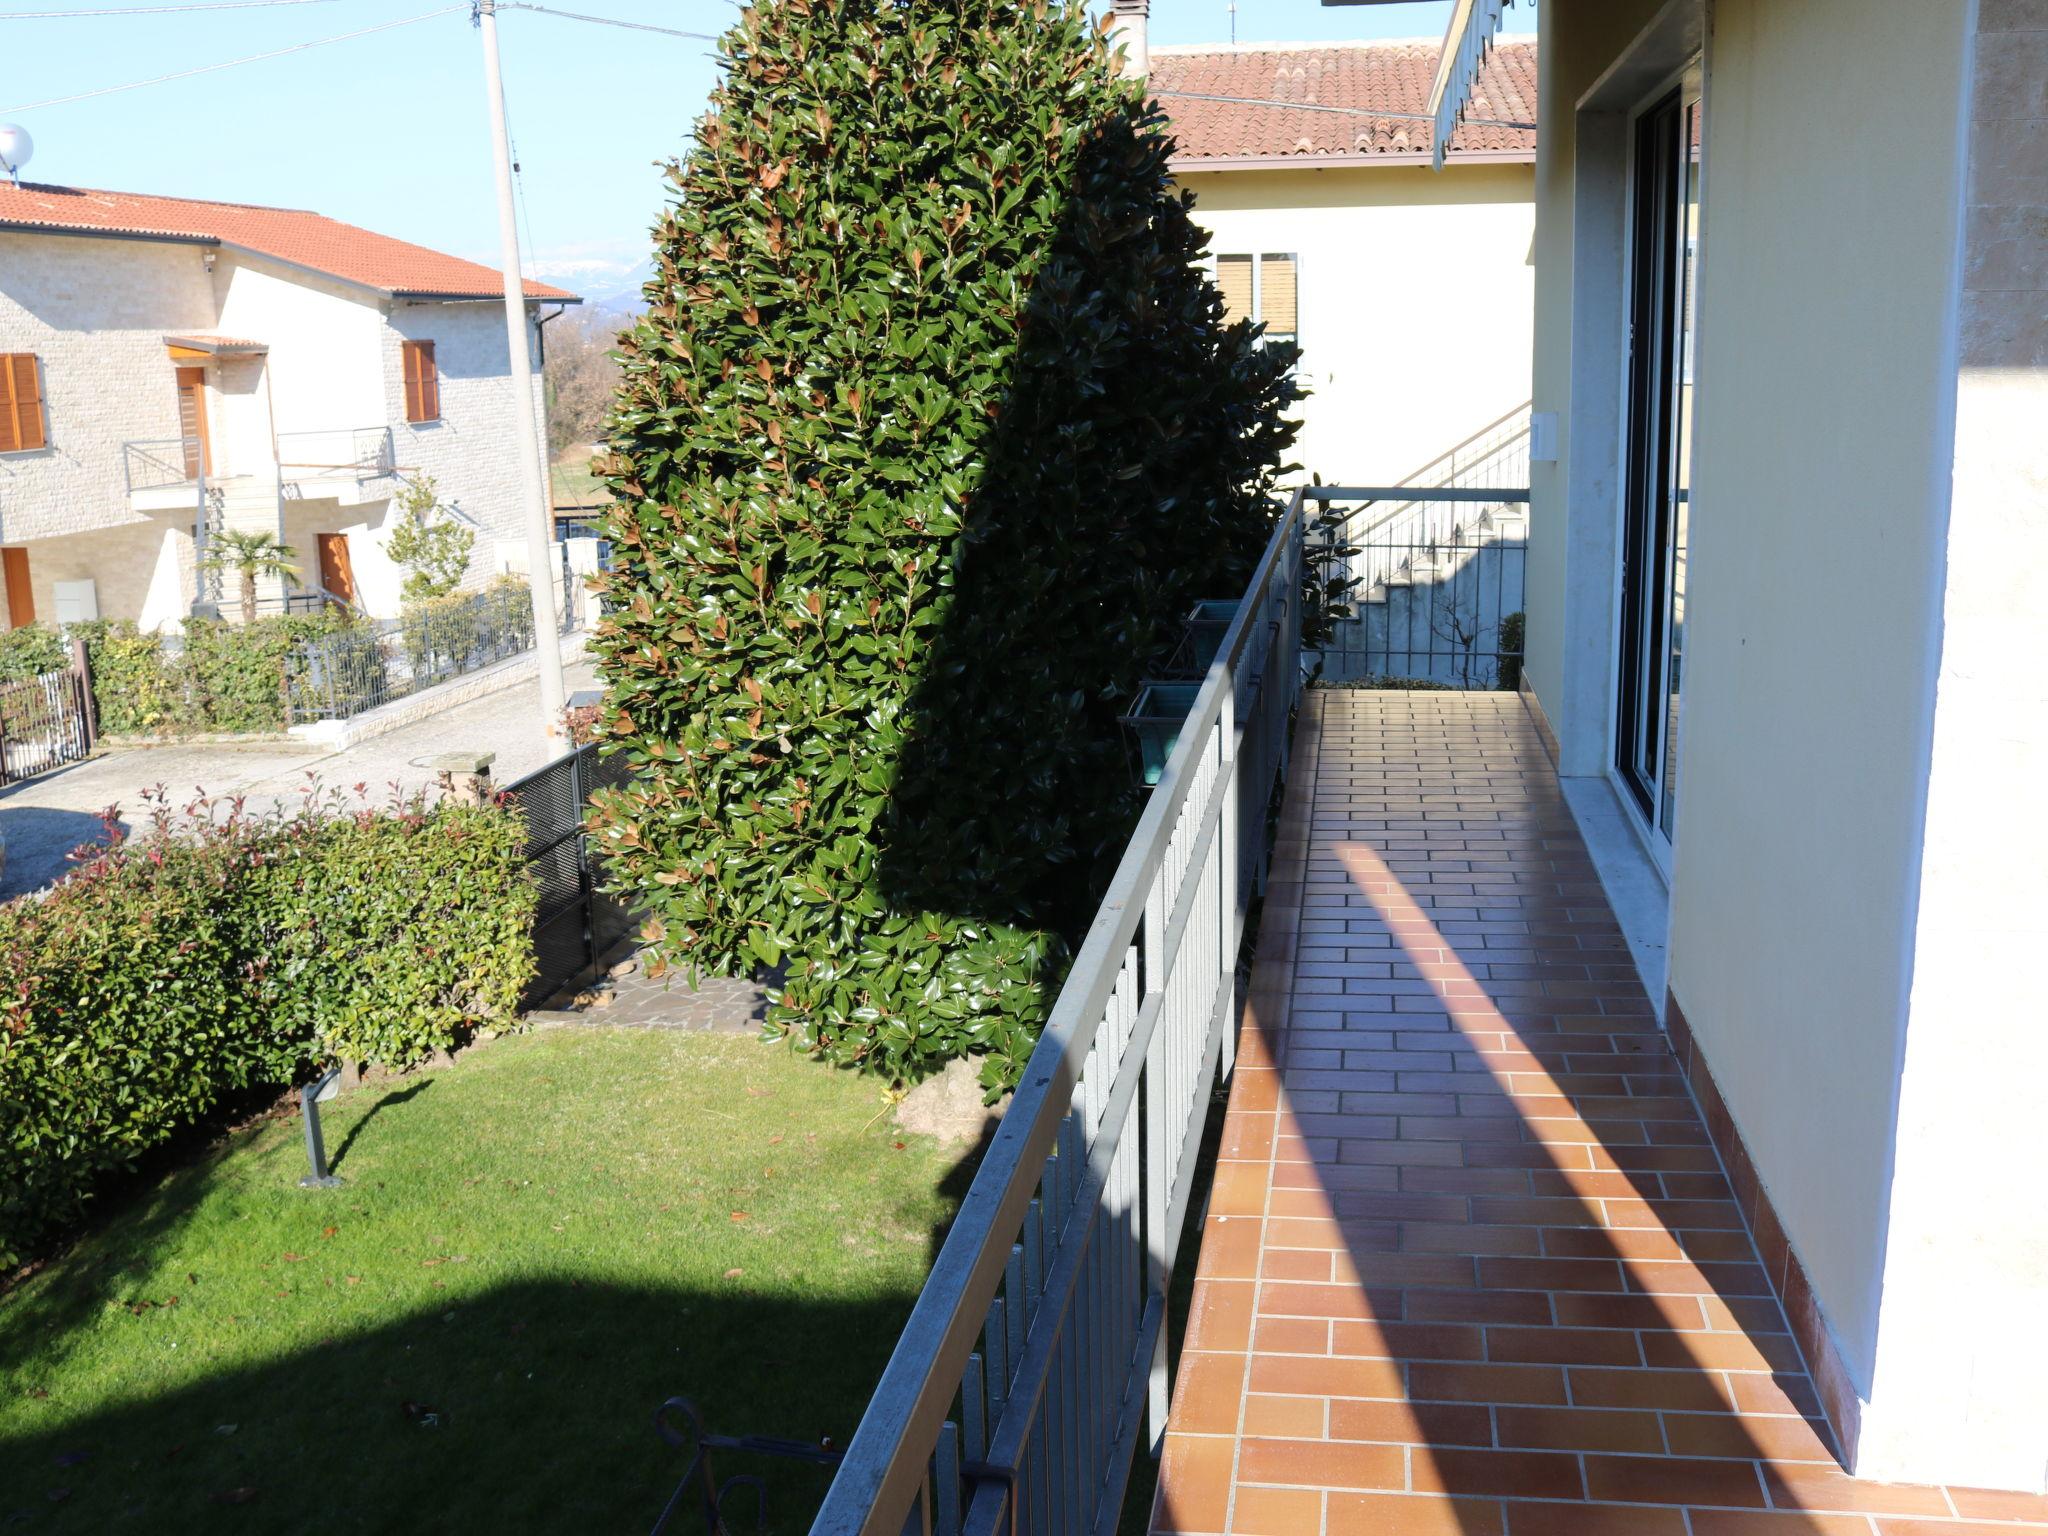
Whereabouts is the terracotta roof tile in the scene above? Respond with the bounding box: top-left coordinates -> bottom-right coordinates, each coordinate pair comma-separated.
0,181 -> 578,301
1152,38 -> 1537,165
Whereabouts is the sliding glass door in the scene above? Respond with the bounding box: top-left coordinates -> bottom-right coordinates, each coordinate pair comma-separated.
1616,80 -> 1701,841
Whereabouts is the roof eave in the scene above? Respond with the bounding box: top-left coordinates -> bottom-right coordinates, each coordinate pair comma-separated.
393,289 -> 584,304
1170,148 -> 1535,173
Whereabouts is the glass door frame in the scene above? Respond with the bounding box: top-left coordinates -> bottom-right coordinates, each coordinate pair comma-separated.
1610,61 -> 1704,866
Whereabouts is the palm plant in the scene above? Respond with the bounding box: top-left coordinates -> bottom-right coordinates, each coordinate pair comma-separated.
202,529 -> 299,625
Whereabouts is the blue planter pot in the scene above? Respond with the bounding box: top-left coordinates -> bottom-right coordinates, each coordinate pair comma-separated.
1119,680 -> 1203,787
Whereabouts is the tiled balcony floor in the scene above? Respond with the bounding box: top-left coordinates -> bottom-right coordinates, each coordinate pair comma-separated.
1150,691 -> 2048,1536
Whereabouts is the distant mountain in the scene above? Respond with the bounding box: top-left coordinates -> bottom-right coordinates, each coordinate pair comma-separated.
524,251 -> 654,315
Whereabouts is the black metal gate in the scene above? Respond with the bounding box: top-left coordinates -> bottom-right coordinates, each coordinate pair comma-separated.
502,742 -> 638,1007
0,649 -> 95,788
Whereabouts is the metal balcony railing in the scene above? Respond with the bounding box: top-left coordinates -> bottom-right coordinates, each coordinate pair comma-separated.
123,436 -> 203,494
275,426 -> 396,480
807,492 -> 1307,1536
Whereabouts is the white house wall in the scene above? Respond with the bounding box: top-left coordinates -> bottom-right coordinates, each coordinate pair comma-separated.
1665,0 -> 1970,1408
1176,162 -> 1536,485
212,252 -> 388,450
385,298 -> 552,592
1862,0 -> 2048,1492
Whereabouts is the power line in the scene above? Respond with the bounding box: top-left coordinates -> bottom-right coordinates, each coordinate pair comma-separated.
0,4 -> 468,114
1,0 -> 334,16
492,2 -> 716,42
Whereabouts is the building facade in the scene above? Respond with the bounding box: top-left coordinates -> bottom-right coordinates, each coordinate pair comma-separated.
1155,39 -> 1538,485
0,183 -> 577,629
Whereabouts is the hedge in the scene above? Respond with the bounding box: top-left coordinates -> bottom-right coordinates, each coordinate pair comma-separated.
589,1 -> 1299,1093
0,788 -> 535,1265
64,613 -> 358,736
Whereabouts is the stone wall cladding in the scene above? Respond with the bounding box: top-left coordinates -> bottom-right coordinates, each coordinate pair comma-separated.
0,231 -> 217,545
385,299 -> 554,592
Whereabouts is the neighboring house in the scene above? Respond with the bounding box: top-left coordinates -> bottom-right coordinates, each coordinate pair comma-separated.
1153,38 -> 1536,484
0,183 -> 579,629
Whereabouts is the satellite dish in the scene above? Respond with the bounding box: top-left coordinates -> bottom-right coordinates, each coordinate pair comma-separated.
0,125 -> 33,183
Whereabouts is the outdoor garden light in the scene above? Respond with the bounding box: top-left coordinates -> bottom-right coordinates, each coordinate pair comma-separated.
298,1066 -> 344,1189
1118,680 -> 1203,788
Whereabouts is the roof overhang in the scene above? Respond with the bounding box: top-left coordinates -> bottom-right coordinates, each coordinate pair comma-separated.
1322,0 -> 1514,169
163,333 -> 268,358
1169,149 -> 1534,173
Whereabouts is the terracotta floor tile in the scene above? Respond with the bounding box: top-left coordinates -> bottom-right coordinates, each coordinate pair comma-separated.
1325,1492 -> 1504,1536
1237,1436 -> 1404,1491
1229,1485 -> 1324,1536
1689,1515 -> 1876,1536
1411,1448 -> 1584,1501
1153,1434 -> 1235,1535
1185,1278 -> 1258,1354
1149,694 -> 1985,1536
1504,1503 -> 1689,1535
1170,1350 -> 1247,1436
1493,1404 -> 1665,1454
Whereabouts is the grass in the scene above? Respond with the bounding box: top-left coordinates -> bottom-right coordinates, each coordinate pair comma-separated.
0,1028 -> 968,1534
551,452 -> 612,511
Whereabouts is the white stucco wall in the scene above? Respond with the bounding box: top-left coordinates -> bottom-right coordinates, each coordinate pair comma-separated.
1664,0 -> 1972,1399
0,230 -> 216,547
1175,162 -> 1536,485
1859,0 -> 2048,1492
1521,0 -> 2048,1487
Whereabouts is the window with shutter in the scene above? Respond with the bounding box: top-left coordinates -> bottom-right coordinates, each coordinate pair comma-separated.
1259,254 -> 1299,342
1212,255 -> 1299,351
403,340 -> 440,423
0,354 -> 47,453
1216,255 -> 1254,327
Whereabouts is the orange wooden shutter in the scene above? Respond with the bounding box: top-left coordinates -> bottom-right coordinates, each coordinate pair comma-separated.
402,345 -> 420,422
0,354 -> 45,453
418,342 -> 438,421
404,341 -> 439,423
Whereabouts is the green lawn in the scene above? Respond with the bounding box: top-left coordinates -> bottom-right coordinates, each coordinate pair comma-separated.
551,453 -> 612,511
1,1029 -> 967,1534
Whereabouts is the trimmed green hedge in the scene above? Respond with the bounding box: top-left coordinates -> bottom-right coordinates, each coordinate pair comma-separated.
63,614 -> 357,736
0,626 -> 69,685
0,790 -> 535,1265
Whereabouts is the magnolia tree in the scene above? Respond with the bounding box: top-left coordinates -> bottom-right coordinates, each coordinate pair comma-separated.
589,0 -> 1299,1089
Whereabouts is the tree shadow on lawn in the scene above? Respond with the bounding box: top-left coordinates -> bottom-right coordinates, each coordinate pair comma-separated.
0,1278 -> 921,1535
327,1081 -> 433,1174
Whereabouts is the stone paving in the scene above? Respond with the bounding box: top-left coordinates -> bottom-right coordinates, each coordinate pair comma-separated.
1149,690 -> 2048,1536
532,951 -> 770,1033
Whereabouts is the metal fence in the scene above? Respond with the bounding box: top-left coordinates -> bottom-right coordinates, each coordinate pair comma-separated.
1305,407 -> 1533,688
0,652 -> 95,788
275,426 -> 396,480
287,580 -> 561,723
123,436 -> 202,494
807,491 -> 1307,1536
501,741 -> 638,1008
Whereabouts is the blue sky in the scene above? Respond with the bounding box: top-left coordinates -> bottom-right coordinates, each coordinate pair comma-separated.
0,0 -> 1532,298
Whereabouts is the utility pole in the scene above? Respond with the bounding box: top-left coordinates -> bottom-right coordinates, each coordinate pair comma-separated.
475,0 -> 566,738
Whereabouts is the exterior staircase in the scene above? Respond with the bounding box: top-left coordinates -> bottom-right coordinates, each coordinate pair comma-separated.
1308,404 -> 1532,689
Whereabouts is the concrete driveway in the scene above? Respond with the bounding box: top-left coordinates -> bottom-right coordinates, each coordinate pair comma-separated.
0,657 -> 601,899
